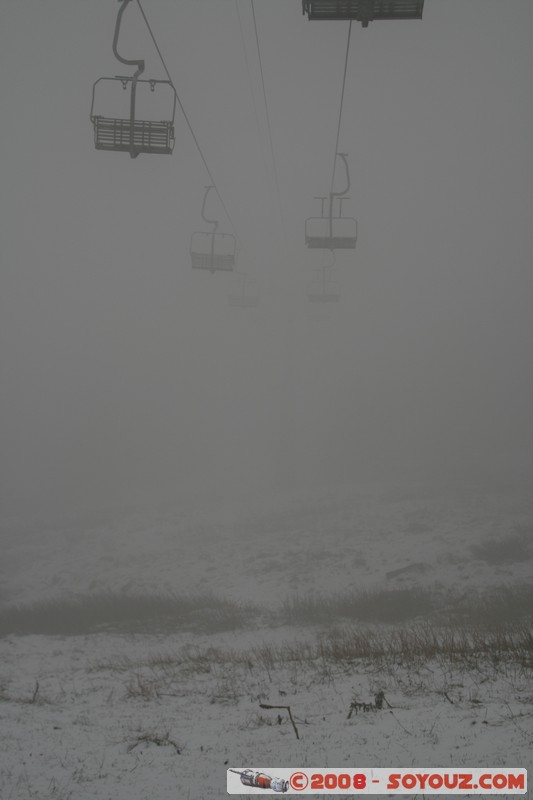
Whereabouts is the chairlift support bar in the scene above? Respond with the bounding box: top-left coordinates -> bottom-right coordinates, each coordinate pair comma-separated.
328,152 -> 350,239
113,0 -> 145,77
200,186 -> 219,230
201,185 -> 219,266
113,0 -> 144,157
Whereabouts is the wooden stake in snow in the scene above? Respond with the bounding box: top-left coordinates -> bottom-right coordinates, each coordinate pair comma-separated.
259,703 -> 300,740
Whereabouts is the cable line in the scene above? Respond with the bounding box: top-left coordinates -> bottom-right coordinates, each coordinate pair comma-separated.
303,21 -> 357,254
330,21 -> 352,195
235,1 -> 262,138
250,0 -> 287,234
136,0 -> 240,241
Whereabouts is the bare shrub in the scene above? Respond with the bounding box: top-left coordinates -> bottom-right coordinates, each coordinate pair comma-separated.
125,672 -> 160,701
281,587 -> 439,625
127,729 -> 181,753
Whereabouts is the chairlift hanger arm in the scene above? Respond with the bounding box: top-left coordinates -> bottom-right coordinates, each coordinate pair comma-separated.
201,186 -> 219,231
327,153 -> 351,233
331,152 -> 351,198
113,0 -> 145,79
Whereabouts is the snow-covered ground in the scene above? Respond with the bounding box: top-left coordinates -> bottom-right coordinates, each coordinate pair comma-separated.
0,482 -> 532,799
1,482 -> 532,608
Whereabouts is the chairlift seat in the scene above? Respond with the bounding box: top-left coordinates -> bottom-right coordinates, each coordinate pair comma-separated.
90,76 -> 176,157
305,216 -> 357,250
308,290 -> 340,303
306,235 -> 357,249
228,294 -> 260,308
190,231 -> 236,272
302,0 -> 424,23
308,279 -> 340,302
92,116 -> 174,155
191,252 -> 235,272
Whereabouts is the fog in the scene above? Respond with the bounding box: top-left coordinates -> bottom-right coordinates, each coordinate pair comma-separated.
1,0 -> 532,516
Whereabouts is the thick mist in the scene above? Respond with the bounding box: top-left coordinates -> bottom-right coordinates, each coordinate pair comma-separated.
1,0 -> 532,516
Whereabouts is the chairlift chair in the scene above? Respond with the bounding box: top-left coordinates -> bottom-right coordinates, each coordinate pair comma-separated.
302,0 -> 424,25
90,0 -> 176,157
305,153 -> 358,250
308,277 -> 341,303
228,273 -> 260,308
190,186 -> 236,273
307,255 -> 340,303
305,213 -> 358,250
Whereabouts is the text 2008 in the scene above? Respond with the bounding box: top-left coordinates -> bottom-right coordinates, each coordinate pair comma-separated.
310,773 -> 367,790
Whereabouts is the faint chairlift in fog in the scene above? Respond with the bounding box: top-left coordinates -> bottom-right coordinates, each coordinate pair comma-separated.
228,272 -> 260,308
190,186 -> 236,274
308,253 -> 340,303
90,0 -> 176,158
305,153 -> 357,251
302,0 -> 424,26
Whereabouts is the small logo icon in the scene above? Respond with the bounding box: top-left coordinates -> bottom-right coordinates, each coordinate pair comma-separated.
229,769 -> 289,793
290,771 -> 309,791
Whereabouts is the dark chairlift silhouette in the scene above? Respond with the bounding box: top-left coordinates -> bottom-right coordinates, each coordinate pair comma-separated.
228,272 -> 260,308
308,254 -> 340,303
305,153 -> 357,251
90,0 -> 176,157
190,186 -> 236,273
302,0 -> 424,25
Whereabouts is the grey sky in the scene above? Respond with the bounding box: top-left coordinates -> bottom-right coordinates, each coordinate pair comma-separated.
1,0 -> 532,514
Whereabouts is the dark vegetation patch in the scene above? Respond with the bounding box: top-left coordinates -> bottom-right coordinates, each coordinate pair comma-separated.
470,526 -> 533,565
386,562 -> 427,580
1,585 -> 531,637
0,592 -> 254,637
403,521 -> 433,535
281,587 -> 440,625
441,584 -> 533,626
92,624 -> 533,678
303,624 -> 533,669
280,584 -> 533,627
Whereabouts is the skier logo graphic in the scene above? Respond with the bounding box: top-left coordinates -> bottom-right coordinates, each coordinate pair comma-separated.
229,769 -> 289,793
